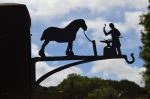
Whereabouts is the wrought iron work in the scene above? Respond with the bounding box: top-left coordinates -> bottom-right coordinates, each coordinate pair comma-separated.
32,20 -> 135,87
0,3 -> 136,99
32,54 -> 135,85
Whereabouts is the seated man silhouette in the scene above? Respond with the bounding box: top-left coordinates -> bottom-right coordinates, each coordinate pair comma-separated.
103,23 -> 122,55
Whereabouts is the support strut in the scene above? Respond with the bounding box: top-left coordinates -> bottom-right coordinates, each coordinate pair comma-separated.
32,54 -> 135,86
36,59 -> 94,85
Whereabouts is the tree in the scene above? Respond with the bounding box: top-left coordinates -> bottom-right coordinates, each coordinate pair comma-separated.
85,86 -> 118,99
140,0 -> 150,94
55,74 -> 146,99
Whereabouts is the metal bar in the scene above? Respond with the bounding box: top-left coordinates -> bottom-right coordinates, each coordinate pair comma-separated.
32,55 -> 126,62
33,54 -> 135,86
92,40 -> 97,56
32,54 -> 134,64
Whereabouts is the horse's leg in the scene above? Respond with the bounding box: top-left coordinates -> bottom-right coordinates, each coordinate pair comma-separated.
66,41 -> 74,56
39,40 -> 49,57
66,42 -> 70,55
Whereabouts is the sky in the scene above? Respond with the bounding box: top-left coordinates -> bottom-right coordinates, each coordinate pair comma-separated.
1,0 -> 148,87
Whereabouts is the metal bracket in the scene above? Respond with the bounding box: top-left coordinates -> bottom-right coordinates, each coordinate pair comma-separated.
32,53 -> 135,86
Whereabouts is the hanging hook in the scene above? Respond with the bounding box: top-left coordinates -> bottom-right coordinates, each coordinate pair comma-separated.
123,53 -> 135,64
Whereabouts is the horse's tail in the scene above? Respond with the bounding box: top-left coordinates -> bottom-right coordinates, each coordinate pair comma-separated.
40,34 -> 44,41
40,29 -> 47,41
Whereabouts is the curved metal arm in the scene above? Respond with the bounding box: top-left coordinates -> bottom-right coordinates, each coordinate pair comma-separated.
123,53 -> 135,64
34,54 -> 135,86
36,59 -> 95,85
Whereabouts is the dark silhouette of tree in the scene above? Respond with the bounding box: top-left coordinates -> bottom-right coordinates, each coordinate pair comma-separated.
140,0 -> 150,94
32,74 -> 148,99
85,86 -> 118,99
46,74 -> 147,99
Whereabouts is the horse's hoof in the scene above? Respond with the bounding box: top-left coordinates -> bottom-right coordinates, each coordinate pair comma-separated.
39,50 -> 46,58
39,54 -> 46,58
66,51 -> 74,56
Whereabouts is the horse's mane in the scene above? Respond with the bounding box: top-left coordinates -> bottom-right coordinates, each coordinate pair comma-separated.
40,19 -> 86,42
65,19 -> 84,29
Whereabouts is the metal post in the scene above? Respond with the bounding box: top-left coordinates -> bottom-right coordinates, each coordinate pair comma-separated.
92,40 -> 97,56
0,4 -> 32,99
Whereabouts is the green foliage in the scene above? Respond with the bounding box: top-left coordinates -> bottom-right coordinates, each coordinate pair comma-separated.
85,86 -> 118,99
34,74 -> 148,99
52,74 -> 146,99
57,74 -> 104,99
140,1 -> 150,94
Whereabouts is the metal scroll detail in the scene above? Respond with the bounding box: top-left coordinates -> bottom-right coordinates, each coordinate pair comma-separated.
123,53 -> 135,64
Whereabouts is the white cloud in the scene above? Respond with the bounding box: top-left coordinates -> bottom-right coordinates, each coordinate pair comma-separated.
1,0 -> 147,49
90,59 -> 146,87
30,0 -> 148,21
86,18 -> 110,41
36,62 -> 83,87
1,0 -> 147,22
124,11 -> 143,36
79,11 -> 144,49
32,43 -> 40,57
32,43 -> 83,87
31,43 -> 49,57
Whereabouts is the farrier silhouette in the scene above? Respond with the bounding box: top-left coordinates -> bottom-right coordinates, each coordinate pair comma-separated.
103,23 -> 122,56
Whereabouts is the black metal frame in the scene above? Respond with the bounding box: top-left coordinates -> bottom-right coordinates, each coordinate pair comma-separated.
31,54 -> 135,87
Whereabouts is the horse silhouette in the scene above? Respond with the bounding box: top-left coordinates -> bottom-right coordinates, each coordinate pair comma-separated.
39,19 -> 87,57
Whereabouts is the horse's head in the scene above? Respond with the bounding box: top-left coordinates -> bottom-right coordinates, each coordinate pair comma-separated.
78,19 -> 87,31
